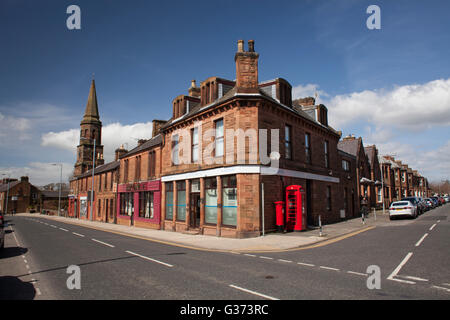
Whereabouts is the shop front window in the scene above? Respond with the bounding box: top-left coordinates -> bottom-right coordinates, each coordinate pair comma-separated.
177,181 -> 186,221
222,175 -> 237,226
120,192 -> 134,216
165,182 -> 174,220
139,191 -> 154,219
205,177 -> 217,224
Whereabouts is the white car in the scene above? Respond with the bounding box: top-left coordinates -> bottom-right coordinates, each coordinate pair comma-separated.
389,200 -> 418,220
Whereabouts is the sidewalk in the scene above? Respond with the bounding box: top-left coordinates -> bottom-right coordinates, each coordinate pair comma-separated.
15,211 -> 387,252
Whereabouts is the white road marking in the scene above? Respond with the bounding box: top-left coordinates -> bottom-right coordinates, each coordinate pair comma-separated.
91,238 -> 115,248
431,285 -> 450,293
50,225 -> 57,228
230,251 -> 240,254
244,254 -> 256,257
229,284 -> 279,300
320,266 -> 339,271
415,233 -> 428,247
429,224 -> 437,231
278,259 -> 292,263
259,256 -> 273,260
35,287 -> 41,295
26,265 -> 30,269
347,271 -> 368,277
387,252 -> 415,283
390,278 -> 415,284
59,228 -> 68,232
11,226 -> 21,246
72,232 -> 85,237
125,250 -> 173,268
24,259 -> 28,264
297,262 -> 315,267
397,275 -> 428,282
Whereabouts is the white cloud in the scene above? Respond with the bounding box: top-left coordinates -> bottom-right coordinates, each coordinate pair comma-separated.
0,112 -> 32,143
41,129 -> 79,153
292,84 -> 328,103
41,121 -> 154,162
325,78 -> 450,130
0,162 -> 73,186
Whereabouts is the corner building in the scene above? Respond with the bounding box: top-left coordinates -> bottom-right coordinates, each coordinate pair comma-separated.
159,40 -> 354,238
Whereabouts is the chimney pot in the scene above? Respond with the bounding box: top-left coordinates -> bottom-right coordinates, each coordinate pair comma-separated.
237,40 -> 244,52
248,40 -> 255,52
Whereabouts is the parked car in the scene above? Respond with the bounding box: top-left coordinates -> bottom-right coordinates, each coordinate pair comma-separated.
438,197 -> 445,205
424,198 -> 436,209
389,200 -> 418,220
430,196 -> 441,207
444,196 -> 450,203
401,197 -> 424,215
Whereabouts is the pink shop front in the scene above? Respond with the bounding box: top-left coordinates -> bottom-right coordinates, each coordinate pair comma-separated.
116,180 -> 161,229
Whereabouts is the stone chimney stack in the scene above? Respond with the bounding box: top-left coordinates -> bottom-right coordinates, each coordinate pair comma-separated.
20,176 -> 29,183
152,119 -> 166,138
235,39 -> 259,93
188,80 -> 201,98
115,145 -> 128,161
137,139 -> 148,147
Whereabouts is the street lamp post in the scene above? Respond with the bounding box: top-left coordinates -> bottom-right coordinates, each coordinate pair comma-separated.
1,174 -> 10,215
51,164 -> 63,217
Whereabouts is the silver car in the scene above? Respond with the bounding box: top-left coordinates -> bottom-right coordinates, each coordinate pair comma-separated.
389,200 -> 418,220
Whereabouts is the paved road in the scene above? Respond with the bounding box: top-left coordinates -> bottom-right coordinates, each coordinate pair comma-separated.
1,204 -> 449,300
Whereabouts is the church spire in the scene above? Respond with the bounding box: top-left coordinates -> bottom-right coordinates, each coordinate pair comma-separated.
81,79 -> 100,124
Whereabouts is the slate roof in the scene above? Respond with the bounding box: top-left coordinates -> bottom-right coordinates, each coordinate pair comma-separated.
161,85 -> 340,136
337,139 -> 360,157
0,180 -> 21,193
119,134 -> 163,159
364,146 -> 376,166
77,160 -> 120,179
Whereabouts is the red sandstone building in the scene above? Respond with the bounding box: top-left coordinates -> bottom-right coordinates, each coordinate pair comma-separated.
65,41 -> 432,237
116,121 -> 164,229
158,40 -> 356,238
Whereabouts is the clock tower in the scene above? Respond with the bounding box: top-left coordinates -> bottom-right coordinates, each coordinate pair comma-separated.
74,79 -> 104,177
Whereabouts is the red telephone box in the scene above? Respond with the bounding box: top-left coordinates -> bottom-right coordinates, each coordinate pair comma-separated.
285,185 -> 306,231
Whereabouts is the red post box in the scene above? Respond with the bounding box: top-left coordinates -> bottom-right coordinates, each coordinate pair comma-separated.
274,201 -> 285,232
285,185 -> 306,232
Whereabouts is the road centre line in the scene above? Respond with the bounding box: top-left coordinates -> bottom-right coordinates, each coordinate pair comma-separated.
297,262 -> 315,267
91,238 -> 115,248
278,259 -> 292,263
387,252 -> 414,283
319,266 -> 340,271
229,284 -> 279,300
259,256 -> 273,260
429,224 -> 437,231
347,271 -> 367,276
244,254 -> 256,257
415,233 -> 428,247
59,228 -> 68,232
72,232 -> 85,237
125,250 -> 173,268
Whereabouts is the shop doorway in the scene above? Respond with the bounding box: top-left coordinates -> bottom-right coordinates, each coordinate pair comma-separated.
190,193 -> 201,228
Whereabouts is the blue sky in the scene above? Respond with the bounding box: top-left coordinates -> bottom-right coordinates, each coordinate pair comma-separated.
0,0 -> 449,184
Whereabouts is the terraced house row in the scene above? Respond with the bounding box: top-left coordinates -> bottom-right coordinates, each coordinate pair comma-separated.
68,40 -> 431,238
